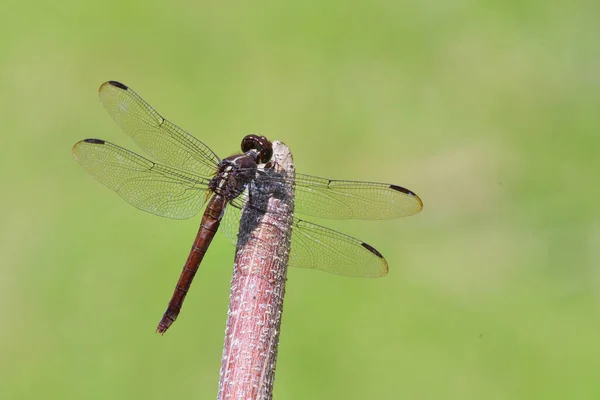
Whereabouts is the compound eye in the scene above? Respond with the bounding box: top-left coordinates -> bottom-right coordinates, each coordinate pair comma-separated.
241,135 -> 273,163
240,134 -> 258,153
258,145 -> 273,164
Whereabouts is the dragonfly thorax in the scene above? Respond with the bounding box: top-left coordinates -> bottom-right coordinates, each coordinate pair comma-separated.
209,154 -> 258,200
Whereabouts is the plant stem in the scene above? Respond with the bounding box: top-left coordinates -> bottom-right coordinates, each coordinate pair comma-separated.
217,141 -> 294,400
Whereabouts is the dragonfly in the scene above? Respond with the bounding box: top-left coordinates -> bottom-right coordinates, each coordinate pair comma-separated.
72,81 -> 423,334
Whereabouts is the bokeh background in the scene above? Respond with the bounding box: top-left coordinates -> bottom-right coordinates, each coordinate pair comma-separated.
1,0 -> 598,398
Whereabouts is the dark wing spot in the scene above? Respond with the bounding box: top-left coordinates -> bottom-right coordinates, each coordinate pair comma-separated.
361,242 -> 384,258
83,138 -> 105,144
108,81 -> 128,90
389,184 -> 416,196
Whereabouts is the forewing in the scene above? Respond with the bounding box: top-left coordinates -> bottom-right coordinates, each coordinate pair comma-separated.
292,173 -> 423,220
98,81 -> 220,177
72,139 -> 210,219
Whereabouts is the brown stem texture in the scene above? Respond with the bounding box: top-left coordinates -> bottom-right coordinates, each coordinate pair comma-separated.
217,141 -> 295,400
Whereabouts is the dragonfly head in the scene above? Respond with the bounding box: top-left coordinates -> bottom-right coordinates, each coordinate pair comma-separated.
241,134 -> 273,164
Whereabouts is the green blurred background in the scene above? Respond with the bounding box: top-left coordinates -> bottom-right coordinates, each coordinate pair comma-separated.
1,0 -> 598,398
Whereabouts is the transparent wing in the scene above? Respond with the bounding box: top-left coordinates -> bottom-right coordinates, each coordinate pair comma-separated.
98,81 -> 220,177
220,196 -> 249,246
289,218 -> 388,277
72,139 -> 211,219
291,173 -> 423,220
98,80 -> 420,221
221,203 -> 388,278
224,171 -> 423,221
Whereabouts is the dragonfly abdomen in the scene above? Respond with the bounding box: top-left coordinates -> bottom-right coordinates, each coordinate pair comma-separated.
156,195 -> 226,334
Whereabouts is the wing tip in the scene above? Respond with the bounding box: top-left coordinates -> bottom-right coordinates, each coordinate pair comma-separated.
389,184 -> 416,196
380,263 -> 389,277
389,184 -> 424,212
72,138 -> 106,160
361,242 -> 383,258
99,80 -> 128,94
360,242 -> 389,277
83,138 -> 106,145
108,80 -> 128,90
